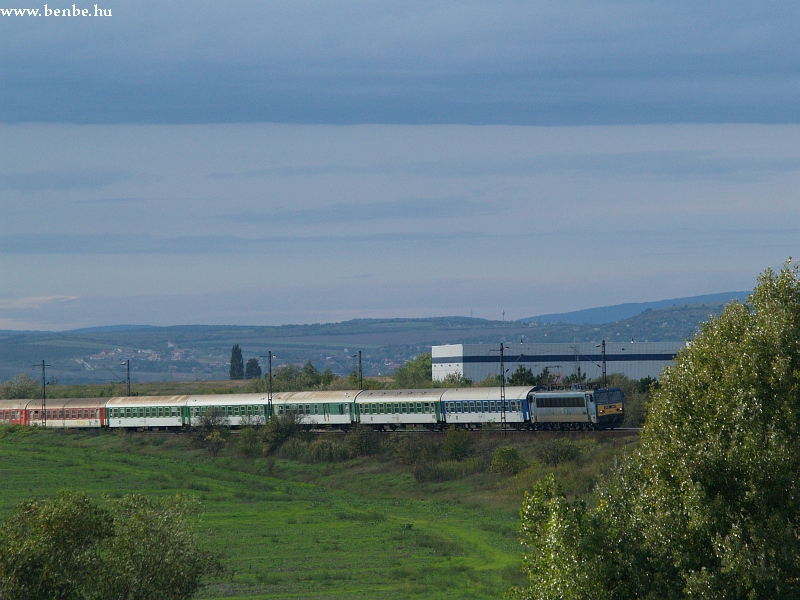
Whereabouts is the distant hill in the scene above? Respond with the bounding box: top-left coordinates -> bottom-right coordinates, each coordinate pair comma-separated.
521,292 -> 750,325
0,294 -> 749,384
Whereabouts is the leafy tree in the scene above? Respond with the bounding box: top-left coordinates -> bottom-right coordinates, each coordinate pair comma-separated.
191,406 -> 229,450
259,411 -> 301,455
507,366 -> 535,386
229,344 -> 244,380
393,353 -> 433,388
244,357 -> 262,380
511,261 -> 800,599
532,367 -> 558,387
91,494 -> 224,600
0,492 -> 224,600
0,373 -> 39,399
237,425 -> 261,458
203,430 -> 226,457
0,491 -> 112,600
441,372 -> 472,387
490,446 -> 526,475
562,366 -> 587,386
442,427 -> 473,460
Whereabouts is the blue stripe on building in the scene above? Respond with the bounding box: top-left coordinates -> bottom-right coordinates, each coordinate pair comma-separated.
433,353 -> 677,364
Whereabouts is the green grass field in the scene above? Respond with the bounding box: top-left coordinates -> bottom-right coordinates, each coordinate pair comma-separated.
0,426 -> 636,599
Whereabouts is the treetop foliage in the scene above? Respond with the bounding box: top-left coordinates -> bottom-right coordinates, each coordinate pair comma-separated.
392,353 -> 433,388
511,261 -> 800,600
0,491 -> 224,600
0,373 -> 38,399
229,344 -> 244,380
244,357 -> 262,380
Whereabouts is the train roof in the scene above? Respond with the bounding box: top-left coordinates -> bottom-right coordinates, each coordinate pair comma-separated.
440,386 -> 532,401
26,397 -> 109,410
272,390 -> 360,403
355,389 -> 447,402
0,399 -> 34,410
187,393 -> 270,405
107,395 -> 190,407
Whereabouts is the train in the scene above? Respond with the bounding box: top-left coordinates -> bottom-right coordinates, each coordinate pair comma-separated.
0,386 -> 624,431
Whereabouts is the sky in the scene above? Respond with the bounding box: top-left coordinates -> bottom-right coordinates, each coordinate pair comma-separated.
0,1 -> 798,330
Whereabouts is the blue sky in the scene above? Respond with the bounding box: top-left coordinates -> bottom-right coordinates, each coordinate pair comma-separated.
0,1 -> 798,330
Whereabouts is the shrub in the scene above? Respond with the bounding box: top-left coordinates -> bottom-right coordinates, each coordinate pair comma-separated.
259,412 -> 300,455
344,425 -> 381,457
489,446 -> 525,475
237,427 -> 261,458
534,438 -> 580,466
442,428 -> 473,461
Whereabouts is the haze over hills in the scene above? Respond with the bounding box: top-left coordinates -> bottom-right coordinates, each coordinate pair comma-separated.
0,293 -> 747,384
523,291 -> 750,325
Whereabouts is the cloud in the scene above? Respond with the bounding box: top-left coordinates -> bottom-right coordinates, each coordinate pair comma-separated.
223,196 -> 501,226
0,1 -> 798,124
0,170 -> 133,192
0,296 -> 78,310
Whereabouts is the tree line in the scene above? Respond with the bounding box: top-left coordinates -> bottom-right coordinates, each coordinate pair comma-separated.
509,262 -> 800,599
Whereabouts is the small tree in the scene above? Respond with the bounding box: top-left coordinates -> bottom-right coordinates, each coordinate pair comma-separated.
490,446 -> 525,475
191,407 -> 229,449
0,492 -> 224,600
204,430 -> 226,457
0,491 -> 112,600
393,353 -> 433,388
0,373 -> 38,399
244,358 -> 262,380
229,344 -> 244,380
442,427 -> 473,461
259,411 -> 301,455
507,366 -> 535,386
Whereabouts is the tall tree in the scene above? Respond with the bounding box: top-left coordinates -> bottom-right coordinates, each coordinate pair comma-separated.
0,492 -> 224,600
393,353 -> 433,388
511,261 -> 800,600
244,358 -> 262,380
229,344 -> 244,380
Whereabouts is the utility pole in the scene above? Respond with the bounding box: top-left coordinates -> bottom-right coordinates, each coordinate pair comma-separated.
500,344 -> 506,431
352,351 -> 362,390
490,344 -> 509,432
595,340 -> 607,388
39,360 -> 49,426
260,352 -> 274,417
122,359 -> 131,396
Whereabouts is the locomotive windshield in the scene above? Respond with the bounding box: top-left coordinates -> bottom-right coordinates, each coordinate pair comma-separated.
595,388 -> 624,405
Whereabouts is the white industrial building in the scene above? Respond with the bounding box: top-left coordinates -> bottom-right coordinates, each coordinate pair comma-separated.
432,341 -> 686,383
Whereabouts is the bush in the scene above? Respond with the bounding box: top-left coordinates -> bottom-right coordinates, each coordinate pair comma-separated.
489,446 -> 525,475
277,436 -> 350,463
442,428 -> 473,461
344,425 -> 381,457
0,492 -> 224,600
0,373 -> 38,399
237,427 -> 261,458
259,412 -> 300,455
534,438 -> 580,466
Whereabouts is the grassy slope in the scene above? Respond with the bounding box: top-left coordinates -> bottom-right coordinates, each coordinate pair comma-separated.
0,427 -> 636,599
